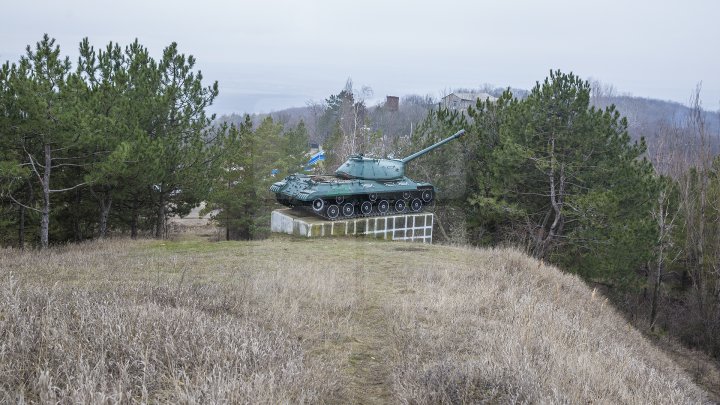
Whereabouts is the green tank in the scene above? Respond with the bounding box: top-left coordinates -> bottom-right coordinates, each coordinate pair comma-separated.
270,129 -> 466,220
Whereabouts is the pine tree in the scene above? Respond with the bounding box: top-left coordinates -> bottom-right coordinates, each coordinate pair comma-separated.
403,107 -> 469,242
472,71 -> 657,279
203,117 -> 254,240
0,35 -> 90,248
205,117 -> 309,240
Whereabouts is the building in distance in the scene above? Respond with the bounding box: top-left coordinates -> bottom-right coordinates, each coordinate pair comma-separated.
385,95 -> 399,112
441,92 -> 497,110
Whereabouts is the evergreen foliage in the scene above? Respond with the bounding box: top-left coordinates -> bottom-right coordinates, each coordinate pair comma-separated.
0,36 -> 226,247
405,71 -> 658,283
203,116 -> 308,240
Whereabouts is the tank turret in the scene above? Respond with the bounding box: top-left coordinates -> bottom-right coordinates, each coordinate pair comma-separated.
334,130 -> 465,180
270,129 -> 466,220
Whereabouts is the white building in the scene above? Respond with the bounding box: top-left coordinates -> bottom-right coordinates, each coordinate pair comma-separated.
441,92 -> 497,110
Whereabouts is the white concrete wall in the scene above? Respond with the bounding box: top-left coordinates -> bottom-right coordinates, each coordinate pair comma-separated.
270,209 -> 434,243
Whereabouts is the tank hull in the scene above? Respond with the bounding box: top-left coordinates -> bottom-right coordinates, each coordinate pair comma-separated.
270,174 -> 434,220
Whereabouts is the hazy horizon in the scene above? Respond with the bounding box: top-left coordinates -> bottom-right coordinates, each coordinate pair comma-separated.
2,0 -> 719,116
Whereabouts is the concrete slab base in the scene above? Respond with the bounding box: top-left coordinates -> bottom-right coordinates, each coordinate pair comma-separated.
271,208 -> 433,243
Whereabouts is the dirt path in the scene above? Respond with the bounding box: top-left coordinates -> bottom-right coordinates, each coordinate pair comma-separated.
340,259 -> 398,404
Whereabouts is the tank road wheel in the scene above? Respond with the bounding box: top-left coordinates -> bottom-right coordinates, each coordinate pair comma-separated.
327,204 -> 340,219
395,199 -> 406,213
377,200 -> 390,214
368,193 -> 378,202
312,198 -> 325,212
342,202 -> 354,217
421,189 -> 433,202
360,201 -> 373,215
410,198 -> 423,212
402,191 -> 411,200
335,195 -> 345,204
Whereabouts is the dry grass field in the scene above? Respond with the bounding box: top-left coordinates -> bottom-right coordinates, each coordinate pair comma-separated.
0,233 -> 713,404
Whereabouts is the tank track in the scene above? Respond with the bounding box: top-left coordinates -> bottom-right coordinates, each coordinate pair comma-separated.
299,189 -> 434,221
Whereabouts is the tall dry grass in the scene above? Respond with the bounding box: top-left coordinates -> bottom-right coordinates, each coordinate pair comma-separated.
0,237 -> 711,403
384,247 -> 708,403
0,239 -> 357,403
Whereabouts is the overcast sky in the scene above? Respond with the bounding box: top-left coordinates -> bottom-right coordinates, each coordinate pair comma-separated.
2,0 -> 719,116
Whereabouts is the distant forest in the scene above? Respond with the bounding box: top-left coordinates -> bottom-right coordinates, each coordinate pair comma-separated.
219,79 -> 720,159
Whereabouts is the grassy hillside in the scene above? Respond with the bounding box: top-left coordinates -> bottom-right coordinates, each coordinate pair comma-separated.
0,235 -> 710,403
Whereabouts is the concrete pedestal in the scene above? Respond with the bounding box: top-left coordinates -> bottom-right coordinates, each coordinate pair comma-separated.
271,208 -> 433,243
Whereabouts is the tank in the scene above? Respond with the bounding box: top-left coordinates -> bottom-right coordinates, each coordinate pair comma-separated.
270,129 -> 466,220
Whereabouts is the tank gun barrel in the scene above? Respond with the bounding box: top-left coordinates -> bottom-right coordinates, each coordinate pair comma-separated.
401,129 -> 466,163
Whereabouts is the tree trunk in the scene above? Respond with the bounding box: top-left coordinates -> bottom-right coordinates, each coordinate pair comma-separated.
225,202 -> 230,241
693,86 -> 708,318
538,139 -> 565,260
98,191 -> 112,238
18,204 -> 25,251
131,216 -> 138,239
240,201 -> 252,240
19,178 -> 34,250
155,193 -> 165,239
696,173 -> 706,314
40,143 -> 51,249
73,189 -> 82,241
650,246 -> 664,331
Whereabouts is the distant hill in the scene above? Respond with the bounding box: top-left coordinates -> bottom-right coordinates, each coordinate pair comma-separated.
217,90 -> 720,155
592,95 -> 719,152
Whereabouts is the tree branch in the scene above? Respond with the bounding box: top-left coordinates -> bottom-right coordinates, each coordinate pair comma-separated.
25,151 -> 44,184
50,182 -> 88,193
52,163 -> 90,168
4,192 -> 42,213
